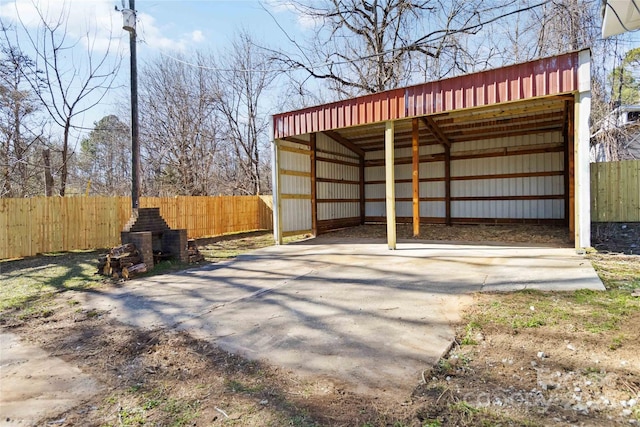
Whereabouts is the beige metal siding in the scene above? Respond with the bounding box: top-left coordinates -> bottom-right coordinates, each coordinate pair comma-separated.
278,140 -> 312,233
450,131 -> 564,220
316,133 -> 360,223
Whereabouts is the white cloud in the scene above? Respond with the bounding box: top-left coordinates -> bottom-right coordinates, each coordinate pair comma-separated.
191,30 -> 204,43
136,12 -> 206,52
0,0 -> 125,54
263,0 -> 320,30
0,0 -> 205,54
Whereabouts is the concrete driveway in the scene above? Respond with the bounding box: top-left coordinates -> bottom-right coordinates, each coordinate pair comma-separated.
81,238 -> 604,395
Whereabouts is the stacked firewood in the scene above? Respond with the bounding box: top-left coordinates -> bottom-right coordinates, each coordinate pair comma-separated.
187,239 -> 204,263
97,243 -> 148,279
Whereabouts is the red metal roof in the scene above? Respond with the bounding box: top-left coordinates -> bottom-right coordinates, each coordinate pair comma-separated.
273,51 -> 580,139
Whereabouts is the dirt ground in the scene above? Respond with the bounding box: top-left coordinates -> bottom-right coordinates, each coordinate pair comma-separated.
592,222 -> 640,255
1,225 -> 639,426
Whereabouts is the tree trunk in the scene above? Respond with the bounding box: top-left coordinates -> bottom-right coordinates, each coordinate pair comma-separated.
42,148 -> 54,196
59,121 -> 70,196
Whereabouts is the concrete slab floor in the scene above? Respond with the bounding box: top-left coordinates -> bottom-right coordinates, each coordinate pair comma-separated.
80,239 -> 604,396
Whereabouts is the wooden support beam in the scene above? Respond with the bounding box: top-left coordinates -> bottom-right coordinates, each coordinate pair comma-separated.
322,130 -> 366,157
562,100 -> 570,229
359,156 -> 365,225
411,118 -> 420,237
444,144 -> 452,226
316,156 -> 360,167
282,136 -> 310,146
568,101 -> 575,237
310,133 -> 317,237
385,121 -> 396,250
421,116 -> 451,147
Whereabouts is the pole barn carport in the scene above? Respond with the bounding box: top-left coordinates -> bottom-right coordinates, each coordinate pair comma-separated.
271,50 -> 592,250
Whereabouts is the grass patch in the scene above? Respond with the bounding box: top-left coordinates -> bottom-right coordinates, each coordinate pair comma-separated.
461,252 -> 640,339
162,398 -> 200,426
0,251 -> 104,313
589,253 -> 640,291
1,231 -> 280,319
225,378 -> 265,394
198,230 -> 275,262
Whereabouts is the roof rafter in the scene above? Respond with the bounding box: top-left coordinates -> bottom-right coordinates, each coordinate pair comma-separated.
421,116 -> 451,147
321,131 -> 365,157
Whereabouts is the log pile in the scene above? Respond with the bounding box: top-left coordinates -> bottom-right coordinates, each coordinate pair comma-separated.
187,239 -> 204,263
98,242 -> 148,279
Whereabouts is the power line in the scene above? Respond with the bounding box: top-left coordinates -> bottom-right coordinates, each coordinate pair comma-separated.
153,0 -> 554,74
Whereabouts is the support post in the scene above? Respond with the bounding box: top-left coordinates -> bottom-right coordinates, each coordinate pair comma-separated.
310,133 -> 318,236
444,145 -> 451,226
359,155 -> 365,225
411,118 -> 420,236
385,121 -> 396,250
272,139 -> 283,245
568,102 -> 575,236
574,49 -> 591,249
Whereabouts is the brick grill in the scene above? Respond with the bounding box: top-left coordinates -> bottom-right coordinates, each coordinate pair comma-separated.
121,208 -> 188,266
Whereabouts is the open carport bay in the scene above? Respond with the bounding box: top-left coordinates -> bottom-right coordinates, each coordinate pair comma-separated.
82,238 -> 603,395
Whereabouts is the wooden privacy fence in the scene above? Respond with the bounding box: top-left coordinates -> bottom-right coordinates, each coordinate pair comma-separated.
591,160 -> 640,222
0,195 -> 273,259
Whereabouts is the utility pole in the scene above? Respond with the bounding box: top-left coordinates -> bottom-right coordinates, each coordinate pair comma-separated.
123,0 -> 140,210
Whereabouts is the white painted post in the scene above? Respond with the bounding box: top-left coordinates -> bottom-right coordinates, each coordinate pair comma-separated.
272,138 -> 283,245
574,49 -> 591,250
385,121 -> 397,250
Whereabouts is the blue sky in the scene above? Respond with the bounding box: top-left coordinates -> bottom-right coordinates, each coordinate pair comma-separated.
0,0 -> 307,133
2,1 -> 640,139
0,0 -> 306,55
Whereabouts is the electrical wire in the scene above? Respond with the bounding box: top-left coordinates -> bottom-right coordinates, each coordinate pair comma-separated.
151,1 -> 553,74
604,0 -> 635,34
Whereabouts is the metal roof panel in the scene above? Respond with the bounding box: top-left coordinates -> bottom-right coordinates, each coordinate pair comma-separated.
274,51 -> 582,139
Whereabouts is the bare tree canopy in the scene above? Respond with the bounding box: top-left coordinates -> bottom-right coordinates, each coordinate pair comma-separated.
267,0 -> 556,97
1,1 -> 121,196
488,0 -> 601,63
0,38 -> 43,197
214,31 -> 276,195
139,52 -> 220,196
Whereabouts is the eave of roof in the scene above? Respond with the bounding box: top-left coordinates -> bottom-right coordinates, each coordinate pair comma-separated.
602,0 -> 640,37
273,51 -> 583,141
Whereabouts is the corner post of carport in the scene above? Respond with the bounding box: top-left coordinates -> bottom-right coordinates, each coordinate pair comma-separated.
412,118 -> 420,237
271,114 -> 283,245
385,121 -> 396,250
574,49 -> 591,250
310,133 -> 318,237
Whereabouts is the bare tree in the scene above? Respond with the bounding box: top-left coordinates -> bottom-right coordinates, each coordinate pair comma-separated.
2,2 -> 121,196
268,0 -> 521,97
0,35 -> 44,197
215,32 -> 276,195
139,53 -> 220,196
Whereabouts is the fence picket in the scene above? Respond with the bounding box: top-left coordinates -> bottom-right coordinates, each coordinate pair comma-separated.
591,160 -> 640,222
0,195 -> 273,259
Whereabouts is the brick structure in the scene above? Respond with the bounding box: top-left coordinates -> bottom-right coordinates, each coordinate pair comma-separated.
162,229 -> 189,263
121,207 -> 188,267
123,232 -> 153,268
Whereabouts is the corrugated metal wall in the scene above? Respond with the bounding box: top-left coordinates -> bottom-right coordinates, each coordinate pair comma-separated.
278,139 -> 312,234
451,131 -> 564,220
316,133 -> 360,230
277,129 -> 566,233
364,130 -> 564,222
